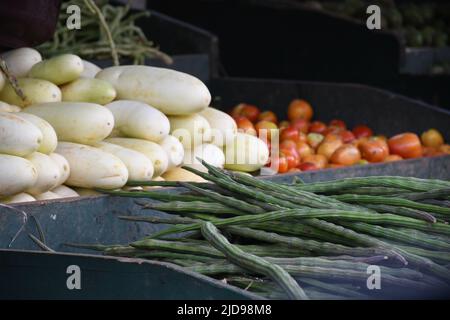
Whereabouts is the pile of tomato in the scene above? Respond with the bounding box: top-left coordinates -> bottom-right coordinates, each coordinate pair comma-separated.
231,100 -> 449,173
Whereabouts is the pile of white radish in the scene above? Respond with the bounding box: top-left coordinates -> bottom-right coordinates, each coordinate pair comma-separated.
0,47 -> 269,204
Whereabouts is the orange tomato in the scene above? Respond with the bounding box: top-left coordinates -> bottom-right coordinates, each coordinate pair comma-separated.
301,154 -> 328,169
309,121 -> 327,134
327,164 -> 346,169
329,119 -> 347,130
271,156 -> 289,173
323,126 -> 343,136
287,99 -> 313,121
388,133 -> 423,159
439,144 -> 450,154
298,162 -> 319,171
231,103 -> 260,123
422,146 -> 439,157
298,132 -> 308,143
317,134 -> 343,159
280,139 -> 298,153
330,144 -> 361,166
295,141 -> 314,159
384,154 -> 403,162
307,133 -> 324,149
357,159 -> 369,165
280,126 -> 300,141
290,118 -> 310,133
421,129 -> 444,148
352,125 -> 373,139
288,168 -> 301,173
258,110 -> 278,124
255,120 -> 278,141
281,148 -> 300,169
359,138 -> 389,162
234,116 -> 257,136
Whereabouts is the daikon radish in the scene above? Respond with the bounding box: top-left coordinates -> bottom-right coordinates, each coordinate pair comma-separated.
51,185 -> 79,198
16,112 -> 57,154
49,153 -> 70,186
55,142 -> 128,189
183,143 -> 225,172
224,133 -> 269,172
35,191 -> 61,200
199,107 -> 237,147
0,155 -> 38,197
0,47 -> 42,77
28,54 -> 83,85
0,111 -> 42,156
23,102 -> 114,145
25,152 -> 61,195
159,135 -> 184,170
0,78 -> 61,107
105,100 -> 169,142
105,137 -> 168,177
169,114 -> 211,149
162,167 -> 207,182
1,193 -> 36,204
96,65 -> 211,115
80,60 -> 101,78
0,101 -> 21,112
61,78 -> 116,105
94,141 -> 154,181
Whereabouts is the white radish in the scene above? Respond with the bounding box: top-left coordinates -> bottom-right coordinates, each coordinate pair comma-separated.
94,141 -> 154,181
169,114 -> 211,149
105,100 -> 170,142
159,135 -> 184,170
96,65 -> 211,115
0,155 -> 38,197
23,102 -> 114,145
49,153 -> 71,186
61,78 -> 116,105
0,111 -> 42,156
16,112 -> 57,154
35,191 -> 61,201
55,142 -> 128,189
183,143 -> 225,172
28,54 -> 83,85
1,193 -> 36,204
0,101 -> 21,112
199,107 -> 237,147
80,60 -> 101,78
105,137 -> 168,178
0,78 -> 61,107
51,185 -> 79,198
162,167 -> 207,182
0,47 -> 42,77
24,152 -> 61,195
224,133 -> 269,172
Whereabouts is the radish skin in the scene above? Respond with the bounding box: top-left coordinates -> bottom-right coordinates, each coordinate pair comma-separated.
96,65 -> 211,115
0,47 -> 42,77
0,101 -> 21,112
159,135 -> 185,170
199,107 -> 237,147
0,78 -> 61,107
169,114 -> 211,149
61,78 -> 116,105
1,193 -> 36,204
0,111 -> 42,156
23,102 -> 114,145
80,60 -> 101,78
162,167 -> 208,182
16,112 -> 58,154
35,191 -> 62,201
49,153 -> 71,186
51,185 -> 79,198
55,142 -> 128,189
94,141 -> 154,181
105,137 -> 168,178
0,155 -> 38,197
28,54 -> 83,85
224,133 -> 269,172
25,152 -> 61,195
183,143 -> 225,172
105,100 -> 170,142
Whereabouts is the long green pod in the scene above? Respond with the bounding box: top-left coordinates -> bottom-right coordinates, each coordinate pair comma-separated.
395,188 -> 450,201
138,200 -> 245,215
332,194 -> 450,216
362,204 -> 437,223
97,189 -> 211,202
201,222 -> 309,300
338,221 -> 450,251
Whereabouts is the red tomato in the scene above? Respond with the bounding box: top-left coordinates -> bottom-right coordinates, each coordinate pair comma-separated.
339,130 -> 356,143
288,168 -> 301,173
287,99 -> 313,121
281,148 -> 300,169
231,103 -> 260,123
280,126 -> 300,141
307,133 -> 325,149
323,126 -> 343,136
309,121 -> 327,134
271,156 -> 289,173
359,138 -> 389,162
258,110 -> 278,124
329,119 -> 347,130
255,120 -> 278,141
384,155 -> 403,162
279,120 -> 290,130
295,141 -> 314,159
330,144 -> 361,165
301,154 -> 328,169
388,133 -> 423,159
290,118 -> 310,133
298,162 -> 319,171
352,125 -> 373,139
234,116 -> 257,136
280,139 -> 298,153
